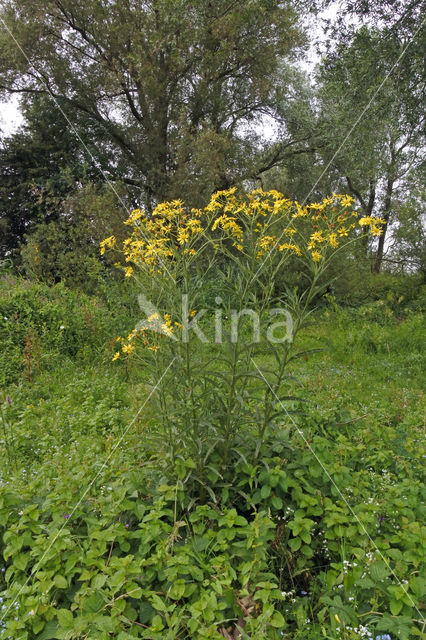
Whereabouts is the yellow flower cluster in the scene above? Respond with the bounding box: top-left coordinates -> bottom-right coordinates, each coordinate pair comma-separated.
100,235 -> 116,255
111,311 -> 175,360
101,189 -> 386,275
211,214 -> 243,240
358,216 -> 387,236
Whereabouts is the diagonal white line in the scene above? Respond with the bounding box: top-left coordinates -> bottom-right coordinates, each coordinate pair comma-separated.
0,357 -> 177,624
250,356 -> 424,620
0,16 -> 175,283
250,16 -> 425,288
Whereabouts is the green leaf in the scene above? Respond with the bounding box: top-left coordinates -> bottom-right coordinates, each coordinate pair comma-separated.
390,599 -> 403,615
57,609 -> 73,629
271,496 -> 283,509
92,574 -> 107,590
38,620 -> 60,640
151,614 -> 165,631
93,615 -> 117,632
289,537 -> 301,552
169,579 -> 186,600
260,484 -> 271,499
54,575 -> 68,589
139,601 -> 155,624
83,591 -> 104,613
370,560 -> 390,582
13,553 -> 28,571
301,544 -> 314,558
270,610 -> 285,628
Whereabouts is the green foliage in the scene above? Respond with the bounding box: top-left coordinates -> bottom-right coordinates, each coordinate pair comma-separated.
0,275 -> 135,385
0,336 -> 424,638
0,0 -> 305,208
20,183 -> 130,293
0,95 -> 109,258
328,269 -> 425,312
0,483 -> 284,639
0,275 -> 424,638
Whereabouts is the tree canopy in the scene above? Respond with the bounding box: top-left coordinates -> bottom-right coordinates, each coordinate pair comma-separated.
0,0 -> 308,207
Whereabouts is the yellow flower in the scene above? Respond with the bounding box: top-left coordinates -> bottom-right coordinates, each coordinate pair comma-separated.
124,209 -> 143,225
212,214 -> 243,239
112,352 -> 120,361
124,266 -> 133,277
328,233 -> 339,248
177,228 -> 190,244
148,345 -> 160,352
278,242 -> 301,255
359,216 -> 387,228
122,343 -> 135,354
310,231 -> 325,244
292,202 -> 308,218
307,201 -> 326,212
99,235 -> 116,255
338,194 -> 355,208
358,216 -> 374,226
161,323 -> 173,336
186,219 -> 204,234
311,250 -> 323,262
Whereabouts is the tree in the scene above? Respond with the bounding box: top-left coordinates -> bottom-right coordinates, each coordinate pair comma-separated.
0,94 -> 124,257
0,0 -> 308,209
20,182 -> 130,291
386,179 -> 426,275
316,25 -> 425,272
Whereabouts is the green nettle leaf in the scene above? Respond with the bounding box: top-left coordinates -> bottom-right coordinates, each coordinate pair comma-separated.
301,544 -> 314,558
270,610 -> 285,628
289,537 -> 301,552
92,574 -> 107,590
38,620 -> 61,640
301,531 -> 311,544
57,609 -> 73,628
261,484 -> 271,499
13,552 -> 29,571
83,592 -> 105,614
151,614 -> 165,631
54,574 -> 68,589
370,560 -> 390,582
169,579 -> 186,600
139,601 -> 156,624
93,615 -> 117,632
389,599 -> 403,615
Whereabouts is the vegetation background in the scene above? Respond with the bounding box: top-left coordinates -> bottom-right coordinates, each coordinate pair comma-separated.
0,1 -> 424,638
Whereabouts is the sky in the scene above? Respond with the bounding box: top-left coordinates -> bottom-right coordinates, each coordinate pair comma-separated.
0,94 -> 24,136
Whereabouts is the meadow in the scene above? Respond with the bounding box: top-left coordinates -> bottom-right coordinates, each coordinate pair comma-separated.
0,261 -> 424,640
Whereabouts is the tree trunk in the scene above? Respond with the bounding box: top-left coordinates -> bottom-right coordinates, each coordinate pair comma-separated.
373,176 -> 394,273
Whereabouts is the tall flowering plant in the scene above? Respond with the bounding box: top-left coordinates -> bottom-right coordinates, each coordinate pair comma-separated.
102,188 -> 384,496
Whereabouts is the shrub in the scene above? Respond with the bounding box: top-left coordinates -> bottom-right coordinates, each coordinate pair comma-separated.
0,275 -> 133,385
